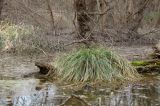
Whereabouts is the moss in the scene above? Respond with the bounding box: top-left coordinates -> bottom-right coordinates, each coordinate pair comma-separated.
131,60 -> 160,74
131,61 -> 150,66
131,60 -> 160,66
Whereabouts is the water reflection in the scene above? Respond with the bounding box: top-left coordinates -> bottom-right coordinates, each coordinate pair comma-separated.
106,83 -> 160,106
0,79 -> 64,106
0,78 -> 159,106
12,84 -> 62,106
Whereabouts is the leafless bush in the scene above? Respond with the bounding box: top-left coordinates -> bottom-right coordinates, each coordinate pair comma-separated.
0,0 -> 159,51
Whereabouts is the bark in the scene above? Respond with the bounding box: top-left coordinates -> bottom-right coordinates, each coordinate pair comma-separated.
0,0 -> 4,20
74,0 -> 90,39
46,0 -> 56,35
155,16 -> 160,27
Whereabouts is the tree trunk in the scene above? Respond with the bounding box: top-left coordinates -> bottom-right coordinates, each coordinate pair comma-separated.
0,0 -> 4,20
75,0 -> 90,39
155,16 -> 160,27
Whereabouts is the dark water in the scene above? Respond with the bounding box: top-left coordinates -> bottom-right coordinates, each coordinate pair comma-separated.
0,55 -> 160,106
0,78 -> 159,106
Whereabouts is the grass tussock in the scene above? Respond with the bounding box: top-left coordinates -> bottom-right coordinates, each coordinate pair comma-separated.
54,47 -> 141,82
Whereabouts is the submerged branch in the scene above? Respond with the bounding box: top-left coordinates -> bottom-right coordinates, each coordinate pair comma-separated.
60,95 -> 91,106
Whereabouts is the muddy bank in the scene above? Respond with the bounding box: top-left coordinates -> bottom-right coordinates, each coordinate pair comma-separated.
0,46 -> 153,78
0,55 -> 38,78
112,46 -> 153,61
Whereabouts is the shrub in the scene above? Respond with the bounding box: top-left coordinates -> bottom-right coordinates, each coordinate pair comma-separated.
0,21 -> 52,54
0,21 -> 33,50
54,47 -> 140,82
0,21 -> 64,54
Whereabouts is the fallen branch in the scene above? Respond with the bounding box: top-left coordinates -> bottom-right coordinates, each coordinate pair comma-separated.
131,59 -> 160,74
60,95 -> 91,106
87,7 -> 113,15
64,38 -> 90,46
141,29 -> 160,36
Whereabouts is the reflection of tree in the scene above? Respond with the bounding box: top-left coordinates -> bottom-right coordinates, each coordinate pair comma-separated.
1,80 -> 160,106
12,85 -> 62,106
106,83 -> 160,106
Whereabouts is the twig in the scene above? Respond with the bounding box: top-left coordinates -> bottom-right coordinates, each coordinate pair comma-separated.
64,38 -> 90,47
46,0 -> 56,35
141,29 -> 160,36
127,0 -> 152,20
65,6 -> 112,47
32,45 -> 47,56
102,0 -> 113,7
60,95 -> 91,106
134,29 -> 160,41
87,7 -> 113,15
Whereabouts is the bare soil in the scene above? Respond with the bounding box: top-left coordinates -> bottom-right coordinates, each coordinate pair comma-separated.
0,46 -> 154,78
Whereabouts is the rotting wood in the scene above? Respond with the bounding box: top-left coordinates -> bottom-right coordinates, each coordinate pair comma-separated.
136,65 -> 160,74
35,62 -> 54,75
131,59 -> 160,74
151,42 -> 160,59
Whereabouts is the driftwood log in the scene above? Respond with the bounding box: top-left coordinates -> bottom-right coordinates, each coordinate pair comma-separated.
131,42 -> 160,74
23,62 -> 55,78
151,47 -> 160,59
35,62 -> 54,75
151,42 -> 160,59
131,59 -> 160,74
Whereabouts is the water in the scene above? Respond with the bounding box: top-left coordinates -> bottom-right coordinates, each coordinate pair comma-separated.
0,79 -> 63,106
0,55 -> 160,106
